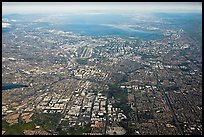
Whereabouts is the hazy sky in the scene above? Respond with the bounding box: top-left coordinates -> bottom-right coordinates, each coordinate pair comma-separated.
2,2 -> 202,15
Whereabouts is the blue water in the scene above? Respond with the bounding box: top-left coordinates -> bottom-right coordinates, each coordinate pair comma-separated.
2,83 -> 28,90
5,13 -> 201,41
49,14 -> 164,40
52,23 -> 163,40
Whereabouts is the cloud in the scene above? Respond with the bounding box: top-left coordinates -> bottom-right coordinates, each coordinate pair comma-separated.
2,23 -> 11,28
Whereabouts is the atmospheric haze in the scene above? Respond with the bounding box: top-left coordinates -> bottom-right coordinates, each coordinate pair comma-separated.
2,2 -> 202,15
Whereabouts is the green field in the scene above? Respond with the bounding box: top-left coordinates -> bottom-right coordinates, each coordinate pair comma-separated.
2,120 -> 36,135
